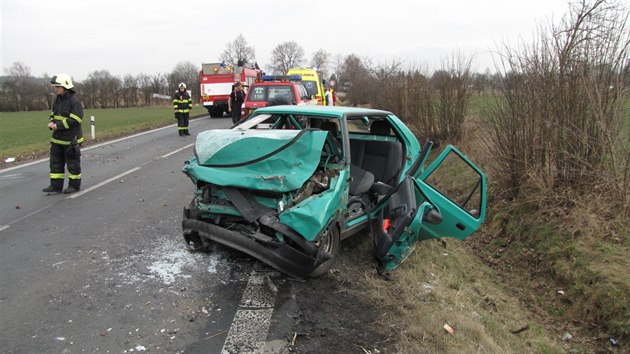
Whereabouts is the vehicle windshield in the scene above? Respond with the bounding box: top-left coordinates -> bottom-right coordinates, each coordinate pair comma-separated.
301,80 -> 319,97
248,85 -> 295,103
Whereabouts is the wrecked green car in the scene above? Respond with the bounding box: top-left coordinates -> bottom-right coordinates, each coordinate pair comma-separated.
182,106 -> 486,278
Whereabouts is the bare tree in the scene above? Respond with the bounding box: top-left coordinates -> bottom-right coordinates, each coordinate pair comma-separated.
220,34 -> 256,66
122,74 -> 139,107
338,54 -> 373,105
168,61 -> 199,100
269,41 -> 305,74
3,62 -> 33,111
137,74 -> 153,106
310,49 -> 330,79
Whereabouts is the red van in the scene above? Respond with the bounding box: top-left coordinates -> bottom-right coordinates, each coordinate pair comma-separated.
241,75 -> 313,118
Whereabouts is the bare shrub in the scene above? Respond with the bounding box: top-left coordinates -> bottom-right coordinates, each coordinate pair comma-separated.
485,0 -> 630,213
358,54 -> 474,146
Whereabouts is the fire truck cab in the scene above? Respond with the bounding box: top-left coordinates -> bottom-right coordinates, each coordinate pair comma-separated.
199,62 -> 261,118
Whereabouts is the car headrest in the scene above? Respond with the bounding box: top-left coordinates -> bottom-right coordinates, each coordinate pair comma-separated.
370,120 -> 390,136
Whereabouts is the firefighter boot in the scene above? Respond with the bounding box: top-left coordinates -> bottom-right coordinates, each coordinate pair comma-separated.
64,180 -> 81,194
43,179 -> 63,194
42,185 -> 62,194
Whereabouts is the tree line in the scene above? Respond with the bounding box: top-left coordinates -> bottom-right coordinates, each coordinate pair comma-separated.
0,61 -> 199,111
1,33 -> 511,113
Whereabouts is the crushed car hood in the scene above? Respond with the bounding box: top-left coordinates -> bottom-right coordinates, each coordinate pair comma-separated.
187,129 -> 329,192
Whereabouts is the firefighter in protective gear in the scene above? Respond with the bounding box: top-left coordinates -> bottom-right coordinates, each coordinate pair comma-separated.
173,82 -> 192,136
42,73 -> 84,194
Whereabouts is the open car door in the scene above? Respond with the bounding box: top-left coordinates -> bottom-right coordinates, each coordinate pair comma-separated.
374,144 -> 487,271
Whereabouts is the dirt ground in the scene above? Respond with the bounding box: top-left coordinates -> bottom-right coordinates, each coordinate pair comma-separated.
282,237 -> 399,353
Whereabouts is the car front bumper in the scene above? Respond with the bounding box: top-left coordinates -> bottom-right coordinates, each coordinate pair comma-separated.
182,219 -> 325,279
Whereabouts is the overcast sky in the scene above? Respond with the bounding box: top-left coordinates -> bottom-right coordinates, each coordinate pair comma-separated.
1,0 -> 570,80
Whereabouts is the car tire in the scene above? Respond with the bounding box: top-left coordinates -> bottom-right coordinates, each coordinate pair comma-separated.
309,225 -> 340,278
183,197 -> 212,252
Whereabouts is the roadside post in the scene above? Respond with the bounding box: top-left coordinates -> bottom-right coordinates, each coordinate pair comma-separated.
91,115 -> 95,140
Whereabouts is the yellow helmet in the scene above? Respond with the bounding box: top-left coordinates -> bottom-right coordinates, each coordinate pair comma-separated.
51,73 -> 74,90
179,82 -> 187,89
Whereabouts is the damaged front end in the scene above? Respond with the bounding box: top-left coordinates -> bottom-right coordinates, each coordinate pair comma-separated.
182,127 -> 345,278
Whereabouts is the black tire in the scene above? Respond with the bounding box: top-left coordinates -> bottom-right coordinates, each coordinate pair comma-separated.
209,107 -> 223,118
309,225 -> 340,278
183,197 -> 212,252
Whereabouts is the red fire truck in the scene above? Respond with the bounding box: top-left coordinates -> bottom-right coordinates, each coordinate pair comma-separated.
199,62 -> 261,118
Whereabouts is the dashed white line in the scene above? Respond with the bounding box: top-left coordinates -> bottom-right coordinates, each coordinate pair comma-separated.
160,143 -> 194,159
0,204 -> 55,232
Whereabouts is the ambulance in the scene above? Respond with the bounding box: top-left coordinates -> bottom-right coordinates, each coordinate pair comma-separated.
287,68 -> 326,105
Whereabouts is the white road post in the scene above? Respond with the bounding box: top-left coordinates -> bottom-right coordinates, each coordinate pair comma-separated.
90,115 -> 95,140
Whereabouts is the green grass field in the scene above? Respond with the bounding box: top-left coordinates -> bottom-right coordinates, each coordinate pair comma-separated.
0,105 -> 207,161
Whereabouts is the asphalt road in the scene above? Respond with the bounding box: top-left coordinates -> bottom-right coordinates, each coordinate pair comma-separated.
0,117 -> 299,353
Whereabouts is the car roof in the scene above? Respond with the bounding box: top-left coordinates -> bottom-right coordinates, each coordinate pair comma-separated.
253,105 -> 393,117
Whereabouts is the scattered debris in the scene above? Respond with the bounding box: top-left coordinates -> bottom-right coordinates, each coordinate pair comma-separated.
510,325 -> 529,334
204,329 -> 228,340
135,345 -> 146,352
443,324 -> 455,334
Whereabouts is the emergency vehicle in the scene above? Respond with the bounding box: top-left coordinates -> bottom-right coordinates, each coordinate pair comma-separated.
287,68 -> 326,105
241,75 -> 312,118
199,62 -> 261,118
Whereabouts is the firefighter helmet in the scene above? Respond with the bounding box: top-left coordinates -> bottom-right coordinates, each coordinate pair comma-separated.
179,82 -> 187,89
51,73 -> 74,90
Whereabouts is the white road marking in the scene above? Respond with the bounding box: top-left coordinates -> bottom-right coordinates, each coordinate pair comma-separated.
0,204 -> 55,232
221,270 -> 280,353
1,140 -> 195,232
160,143 -> 194,159
65,167 -> 141,199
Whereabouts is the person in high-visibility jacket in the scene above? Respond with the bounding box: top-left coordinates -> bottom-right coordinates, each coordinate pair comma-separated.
42,73 -> 84,194
173,82 -> 192,136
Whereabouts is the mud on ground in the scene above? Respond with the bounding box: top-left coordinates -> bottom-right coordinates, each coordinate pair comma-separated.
282,236 -> 398,353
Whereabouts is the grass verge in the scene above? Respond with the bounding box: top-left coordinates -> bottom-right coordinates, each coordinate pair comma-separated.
0,105 -> 208,164
352,236 -> 565,353
469,194 -> 629,352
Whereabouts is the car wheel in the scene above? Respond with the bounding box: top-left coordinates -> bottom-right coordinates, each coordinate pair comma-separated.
309,225 -> 340,278
183,197 -> 211,252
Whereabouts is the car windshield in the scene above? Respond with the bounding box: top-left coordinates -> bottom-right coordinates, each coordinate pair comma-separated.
248,85 -> 295,103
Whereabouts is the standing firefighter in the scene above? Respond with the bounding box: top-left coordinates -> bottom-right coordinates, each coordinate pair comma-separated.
173,83 -> 192,136
43,73 -> 84,194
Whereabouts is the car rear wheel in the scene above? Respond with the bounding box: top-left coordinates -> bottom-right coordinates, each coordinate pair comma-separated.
309,225 -> 340,278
